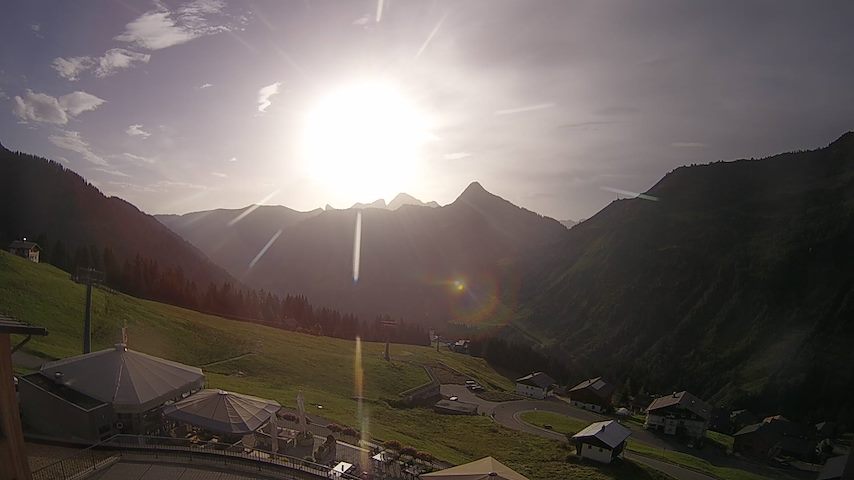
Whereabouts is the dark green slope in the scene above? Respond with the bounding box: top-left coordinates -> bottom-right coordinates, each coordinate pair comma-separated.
522,132 -> 854,422
0,146 -> 233,288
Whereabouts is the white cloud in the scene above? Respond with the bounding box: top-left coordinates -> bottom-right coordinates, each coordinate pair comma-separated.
443,152 -> 472,160
30,24 -> 41,32
257,81 -> 281,112
211,171 -> 227,178
51,56 -> 95,81
228,156 -> 237,162
123,152 -> 156,163
95,168 -> 131,177
126,124 -> 151,138
13,90 -> 105,124
670,142 -> 707,148
48,131 -> 108,166
352,14 -> 371,26
53,49 -> 150,80
200,83 -> 213,89
95,49 -> 151,77
58,91 -> 106,116
115,0 -> 232,51
12,90 -> 68,124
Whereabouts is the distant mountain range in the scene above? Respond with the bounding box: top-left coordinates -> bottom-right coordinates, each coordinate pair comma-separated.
348,192 -> 440,210
157,182 -> 567,324
517,132 -> 854,422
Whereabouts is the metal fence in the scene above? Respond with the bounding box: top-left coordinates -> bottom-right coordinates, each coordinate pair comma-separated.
31,434 -> 363,480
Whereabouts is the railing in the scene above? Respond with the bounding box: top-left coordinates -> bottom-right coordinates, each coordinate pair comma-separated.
31,434 -> 363,480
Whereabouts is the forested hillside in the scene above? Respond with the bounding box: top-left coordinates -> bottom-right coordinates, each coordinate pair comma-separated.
518,132 -> 854,424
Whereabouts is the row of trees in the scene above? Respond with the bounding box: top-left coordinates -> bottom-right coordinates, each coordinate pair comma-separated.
34,237 -> 431,346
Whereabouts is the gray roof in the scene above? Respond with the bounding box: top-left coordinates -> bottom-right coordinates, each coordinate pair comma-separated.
163,389 -> 281,434
40,344 -> 204,414
572,420 -> 632,448
733,423 -> 763,436
8,240 -> 39,250
646,391 -> 711,420
516,372 -> 555,389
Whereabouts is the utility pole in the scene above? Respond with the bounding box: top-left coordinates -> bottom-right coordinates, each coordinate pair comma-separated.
73,267 -> 103,353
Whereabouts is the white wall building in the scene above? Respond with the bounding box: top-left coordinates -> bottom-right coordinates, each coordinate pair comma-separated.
571,420 -> 632,464
515,372 -> 555,399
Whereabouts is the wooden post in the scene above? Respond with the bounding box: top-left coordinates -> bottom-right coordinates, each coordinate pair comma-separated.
0,333 -> 32,480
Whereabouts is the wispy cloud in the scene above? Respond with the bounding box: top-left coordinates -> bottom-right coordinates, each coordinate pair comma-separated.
443,152 -> 472,160
211,171 -> 227,177
52,57 -> 94,81
48,131 -> 108,166
126,124 -> 151,138
199,83 -> 213,89
228,156 -> 238,162
670,142 -> 707,148
257,81 -> 281,112
12,90 -> 105,124
123,152 -> 155,163
95,49 -> 151,77
52,49 -> 150,80
95,168 -> 131,177
494,102 -> 556,116
115,0 -> 234,51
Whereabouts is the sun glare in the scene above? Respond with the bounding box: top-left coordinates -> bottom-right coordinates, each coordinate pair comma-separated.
300,80 -> 432,200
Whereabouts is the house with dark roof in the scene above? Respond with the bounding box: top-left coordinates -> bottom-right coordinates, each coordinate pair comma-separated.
515,372 -> 555,399
7,240 -> 39,263
644,391 -> 711,442
733,415 -> 814,461
567,377 -> 615,413
571,420 -> 632,464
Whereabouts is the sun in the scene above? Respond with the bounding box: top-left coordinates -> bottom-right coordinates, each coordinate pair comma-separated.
300,80 -> 432,201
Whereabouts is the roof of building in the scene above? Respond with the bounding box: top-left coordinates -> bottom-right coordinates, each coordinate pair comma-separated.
568,377 -> 616,397
40,344 -> 205,414
0,314 -> 48,336
22,373 -> 107,411
646,391 -> 711,420
516,372 -> 556,389
733,423 -> 763,436
817,454 -> 851,480
163,389 -> 280,434
421,456 -> 530,480
572,420 -> 632,448
8,240 -> 39,250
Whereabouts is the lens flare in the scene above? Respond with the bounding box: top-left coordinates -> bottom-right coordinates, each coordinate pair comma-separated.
354,336 -> 369,467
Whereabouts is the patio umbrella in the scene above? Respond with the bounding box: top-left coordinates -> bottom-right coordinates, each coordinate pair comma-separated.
163,389 -> 280,434
421,457 -> 529,480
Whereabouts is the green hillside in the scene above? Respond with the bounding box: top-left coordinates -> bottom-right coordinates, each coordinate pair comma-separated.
0,251 -> 666,480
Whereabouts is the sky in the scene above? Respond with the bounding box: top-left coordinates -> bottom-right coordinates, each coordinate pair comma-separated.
2,0 -> 853,220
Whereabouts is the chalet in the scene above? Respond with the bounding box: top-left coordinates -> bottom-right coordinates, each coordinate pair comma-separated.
567,377 -> 615,413
450,339 -> 470,354
571,420 -> 632,464
644,391 -> 711,442
733,415 -> 814,461
7,240 -> 39,263
515,372 -> 555,399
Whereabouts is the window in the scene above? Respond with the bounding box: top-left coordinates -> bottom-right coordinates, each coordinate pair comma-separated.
587,444 -> 591,449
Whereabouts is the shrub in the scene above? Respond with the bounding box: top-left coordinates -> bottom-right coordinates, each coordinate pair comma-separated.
400,446 -> 418,457
384,440 -> 403,451
326,423 -> 343,433
415,451 -> 434,462
342,427 -> 358,437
